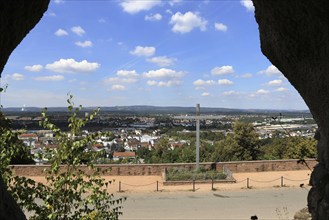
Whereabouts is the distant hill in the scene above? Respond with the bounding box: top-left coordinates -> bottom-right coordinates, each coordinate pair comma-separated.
2,105 -> 311,115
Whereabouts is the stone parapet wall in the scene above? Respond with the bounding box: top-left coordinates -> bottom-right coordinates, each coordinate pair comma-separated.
217,159 -> 317,173
10,159 -> 317,176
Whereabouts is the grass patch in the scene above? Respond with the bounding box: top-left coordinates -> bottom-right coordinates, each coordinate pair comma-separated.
166,168 -> 227,181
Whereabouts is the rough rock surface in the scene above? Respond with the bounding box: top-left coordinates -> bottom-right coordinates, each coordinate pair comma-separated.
0,2 -> 50,219
252,1 -> 329,219
0,1 -> 50,75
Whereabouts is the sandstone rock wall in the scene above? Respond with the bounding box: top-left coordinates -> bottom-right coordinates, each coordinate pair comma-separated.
252,1 -> 329,219
0,2 -> 50,219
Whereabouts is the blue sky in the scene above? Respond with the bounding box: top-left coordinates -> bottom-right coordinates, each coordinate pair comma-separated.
0,0 -> 308,110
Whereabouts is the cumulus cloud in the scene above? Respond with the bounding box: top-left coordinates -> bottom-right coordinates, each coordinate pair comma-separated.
214,22 -> 227,32
195,86 -> 205,90
143,68 -> 184,78
75,40 -> 93,48
54,0 -> 64,4
7,73 -> 24,81
104,70 -> 139,85
33,75 -> 64,81
104,77 -> 138,84
170,11 -> 207,34
130,46 -> 156,57
147,79 -> 181,87
266,79 -> 283,86
223,90 -> 239,96
239,73 -> 253,78
120,0 -> 161,14
255,89 -> 269,95
71,26 -> 85,36
201,92 -> 210,97
276,87 -> 288,92
169,0 -> 182,6
54,28 -> 68,36
147,56 -> 176,67
98,18 -> 106,23
147,80 -> 158,86
45,59 -> 100,73
46,12 -> 56,17
24,64 -> 43,72
211,65 -> 234,75
111,85 -> 126,91
218,79 -> 234,85
240,0 -> 255,11
145,13 -> 162,21
258,65 -> 282,76
116,70 -> 139,78
193,79 -> 216,86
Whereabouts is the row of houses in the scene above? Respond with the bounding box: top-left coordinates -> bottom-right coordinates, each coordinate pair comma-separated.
17,128 -> 190,164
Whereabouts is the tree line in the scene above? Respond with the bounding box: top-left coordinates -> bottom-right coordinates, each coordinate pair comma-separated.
137,121 -> 317,163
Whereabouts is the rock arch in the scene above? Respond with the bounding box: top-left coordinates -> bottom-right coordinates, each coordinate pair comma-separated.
0,1 -> 50,219
0,1 -> 328,219
253,1 -> 329,219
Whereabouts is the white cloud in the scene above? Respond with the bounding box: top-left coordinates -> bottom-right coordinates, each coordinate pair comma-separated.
54,28 -> 68,36
54,0 -> 64,4
45,59 -> 100,73
266,79 -> 283,86
169,0 -> 182,6
111,85 -> 126,91
214,22 -> 227,32
116,70 -> 139,78
47,12 -> 56,17
147,79 -> 181,87
255,89 -> 269,95
147,80 -> 158,86
239,73 -> 253,78
218,79 -> 234,85
240,0 -> 255,11
33,75 -> 64,81
104,77 -> 138,84
145,13 -> 162,21
223,90 -> 239,96
130,46 -> 156,57
193,79 -> 216,86
120,0 -> 161,14
143,68 -> 184,78
258,65 -> 282,76
166,9 -> 173,15
75,40 -> 93,48
98,18 -> 106,23
195,86 -> 205,90
147,56 -> 176,67
7,73 -> 24,81
201,92 -> 210,97
71,26 -> 86,36
24,64 -> 43,72
170,11 -> 207,34
276,87 -> 288,92
211,65 -> 234,75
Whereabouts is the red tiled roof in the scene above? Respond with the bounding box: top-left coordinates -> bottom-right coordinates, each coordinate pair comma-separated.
19,133 -> 37,138
113,152 -> 136,158
93,143 -> 103,148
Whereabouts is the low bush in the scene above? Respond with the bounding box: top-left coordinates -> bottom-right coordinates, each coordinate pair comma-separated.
166,168 -> 227,181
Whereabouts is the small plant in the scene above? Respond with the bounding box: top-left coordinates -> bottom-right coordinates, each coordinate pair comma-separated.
7,95 -> 125,219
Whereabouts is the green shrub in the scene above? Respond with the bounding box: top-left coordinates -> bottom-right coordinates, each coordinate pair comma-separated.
166,168 -> 227,181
